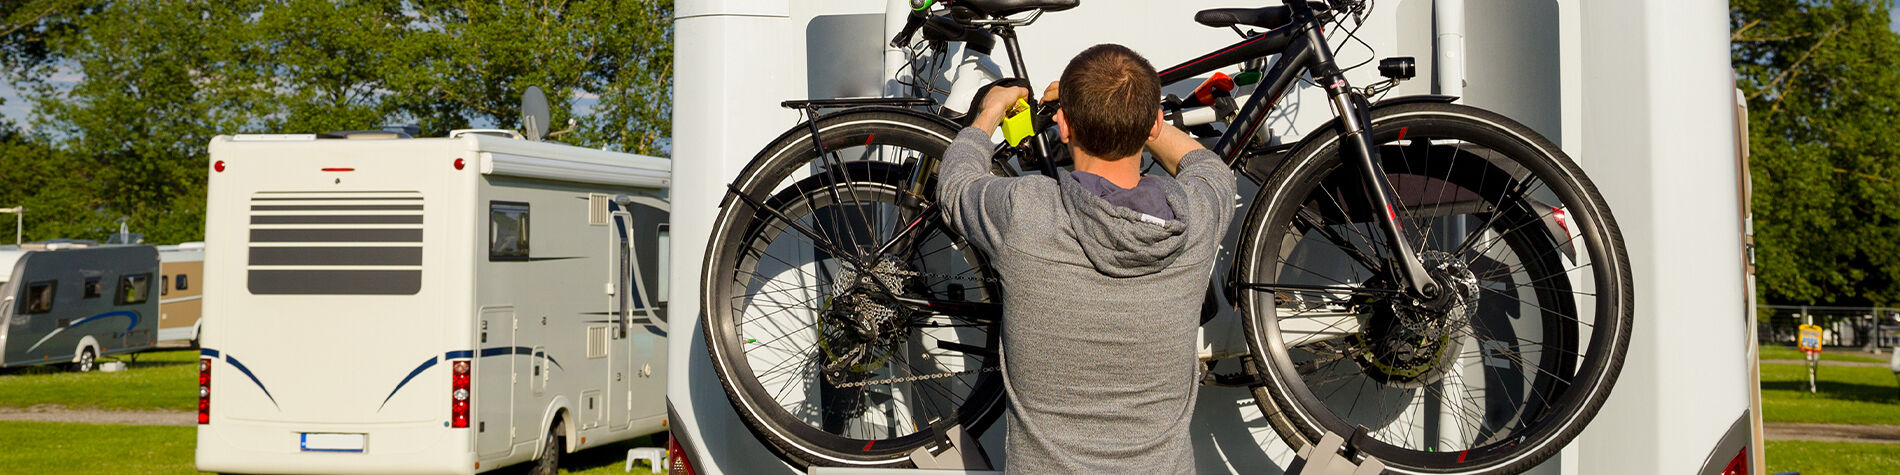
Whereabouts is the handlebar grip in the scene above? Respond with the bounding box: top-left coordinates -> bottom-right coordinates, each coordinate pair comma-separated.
890,12 -> 927,48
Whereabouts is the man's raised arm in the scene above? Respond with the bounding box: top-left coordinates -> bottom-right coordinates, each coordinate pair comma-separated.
936,86 -> 1033,255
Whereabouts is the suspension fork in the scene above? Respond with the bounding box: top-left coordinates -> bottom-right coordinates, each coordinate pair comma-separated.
1301,23 -> 1442,299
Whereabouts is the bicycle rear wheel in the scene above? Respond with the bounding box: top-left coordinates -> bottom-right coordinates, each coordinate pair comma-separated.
701,108 -> 1007,468
1238,102 -> 1632,474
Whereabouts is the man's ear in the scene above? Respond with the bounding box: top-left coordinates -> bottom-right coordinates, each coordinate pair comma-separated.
1150,111 -> 1164,142
1055,110 -> 1072,144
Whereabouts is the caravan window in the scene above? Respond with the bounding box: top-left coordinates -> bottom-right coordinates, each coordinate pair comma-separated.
161,276 -> 169,296
116,273 -> 151,305
177,274 -> 189,290
490,201 -> 530,261
84,277 -> 103,299
23,281 -> 54,314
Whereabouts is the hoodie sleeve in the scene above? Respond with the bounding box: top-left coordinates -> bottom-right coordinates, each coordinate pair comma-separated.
1175,148 -> 1237,239
937,127 -> 1020,256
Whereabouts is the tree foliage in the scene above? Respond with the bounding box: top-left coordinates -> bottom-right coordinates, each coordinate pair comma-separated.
1733,0 -> 1900,306
0,0 -> 673,244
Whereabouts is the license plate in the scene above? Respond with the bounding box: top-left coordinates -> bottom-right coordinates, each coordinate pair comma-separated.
300,433 -> 366,453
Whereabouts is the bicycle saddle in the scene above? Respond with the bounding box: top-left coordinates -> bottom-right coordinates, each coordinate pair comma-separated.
1194,2 -> 1329,30
957,0 -> 1079,17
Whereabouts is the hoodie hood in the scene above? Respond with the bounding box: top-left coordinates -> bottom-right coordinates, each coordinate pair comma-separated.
1057,170 -> 1192,277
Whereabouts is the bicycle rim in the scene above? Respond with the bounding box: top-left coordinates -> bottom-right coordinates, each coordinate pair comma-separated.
1241,104 -> 1631,473
701,111 -> 1007,467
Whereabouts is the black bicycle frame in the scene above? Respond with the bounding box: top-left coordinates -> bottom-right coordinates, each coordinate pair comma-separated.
1145,1 -> 1441,298
842,1 -> 1442,299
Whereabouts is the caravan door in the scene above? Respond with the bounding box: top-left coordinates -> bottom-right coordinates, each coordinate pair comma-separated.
477,307 -> 515,457
609,210 -> 633,430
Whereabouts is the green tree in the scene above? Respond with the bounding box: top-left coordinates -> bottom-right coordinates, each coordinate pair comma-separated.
2,0 -> 674,243
1733,0 -> 1900,306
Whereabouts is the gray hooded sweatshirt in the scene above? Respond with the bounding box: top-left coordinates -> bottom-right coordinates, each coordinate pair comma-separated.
938,127 -> 1236,473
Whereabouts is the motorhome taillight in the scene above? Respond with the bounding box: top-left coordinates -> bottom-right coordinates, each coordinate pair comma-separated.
198,358 -> 212,424
667,431 -> 697,475
453,158 -> 465,170
1721,447 -> 1747,475
213,161 -> 225,173
451,360 -> 471,428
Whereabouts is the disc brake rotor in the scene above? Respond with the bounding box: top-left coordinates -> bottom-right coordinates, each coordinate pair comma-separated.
1353,251 -> 1483,387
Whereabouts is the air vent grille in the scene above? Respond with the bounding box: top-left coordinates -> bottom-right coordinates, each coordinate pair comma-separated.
588,193 -> 610,226
587,325 -> 609,359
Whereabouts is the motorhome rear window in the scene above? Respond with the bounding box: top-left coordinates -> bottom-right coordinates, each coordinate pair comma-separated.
84,277 -> 103,299
116,273 -> 152,305
245,191 -> 424,295
490,201 -> 530,261
23,280 -> 54,314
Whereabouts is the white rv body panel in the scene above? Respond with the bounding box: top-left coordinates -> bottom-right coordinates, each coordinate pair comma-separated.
670,0 -> 1753,473
197,134 -> 672,474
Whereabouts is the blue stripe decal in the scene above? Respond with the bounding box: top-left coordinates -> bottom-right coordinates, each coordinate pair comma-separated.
69,310 -> 140,333
378,357 -> 438,411
444,350 -> 473,360
224,355 -> 279,409
200,348 -> 220,358
644,325 -> 666,337
476,346 -> 561,371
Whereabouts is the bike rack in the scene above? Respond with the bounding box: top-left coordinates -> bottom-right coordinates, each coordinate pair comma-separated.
807,424 -> 997,475
1286,431 -> 1385,475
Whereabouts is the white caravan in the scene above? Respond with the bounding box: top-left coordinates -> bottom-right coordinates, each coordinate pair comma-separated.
195,130 -> 673,474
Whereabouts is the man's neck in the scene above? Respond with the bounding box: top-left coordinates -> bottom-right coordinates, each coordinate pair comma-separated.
1070,147 -> 1144,189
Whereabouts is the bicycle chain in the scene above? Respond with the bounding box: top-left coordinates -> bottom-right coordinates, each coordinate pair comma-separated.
832,365 -> 1000,388
869,266 -> 1000,285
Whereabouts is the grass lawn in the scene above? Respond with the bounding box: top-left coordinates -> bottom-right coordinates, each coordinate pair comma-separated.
0,348 -> 199,411
0,421 -> 203,474
1767,440 -> 1900,475
1760,362 -> 1900,425
0,421 -> 663,474
1760,345 -> 1891,364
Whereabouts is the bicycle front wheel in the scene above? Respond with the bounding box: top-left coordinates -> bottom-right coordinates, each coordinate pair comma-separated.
700,108 -> 1008,468
1238,102 -> 1633,474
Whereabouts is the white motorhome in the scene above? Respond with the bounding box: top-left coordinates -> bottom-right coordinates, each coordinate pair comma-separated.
195,130 -> 673,474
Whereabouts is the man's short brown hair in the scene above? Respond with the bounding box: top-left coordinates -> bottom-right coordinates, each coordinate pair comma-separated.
1058,44 -> 1161,158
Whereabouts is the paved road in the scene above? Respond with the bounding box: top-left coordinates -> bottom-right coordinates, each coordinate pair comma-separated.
1761,359 -> 1892,368
1764,422 -> 1900,444
0,405 -> 192,426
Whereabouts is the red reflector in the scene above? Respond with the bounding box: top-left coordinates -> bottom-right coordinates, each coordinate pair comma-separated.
668,433 -> 697,475
1721,447 -> 1747,475
213,161 -> 225,172
321,168 -> 354,172
453,158 -> 465,170
198,358 -> 212,425
450,359 -> 471,428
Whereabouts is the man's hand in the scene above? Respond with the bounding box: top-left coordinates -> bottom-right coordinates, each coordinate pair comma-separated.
971,85 -> 1030,135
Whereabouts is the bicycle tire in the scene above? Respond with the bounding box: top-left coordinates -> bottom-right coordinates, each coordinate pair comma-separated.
700,108 -> 1008,469
1237,102 -> 1633,474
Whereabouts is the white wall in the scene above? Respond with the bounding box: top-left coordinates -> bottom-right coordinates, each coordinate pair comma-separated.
1571,0 -> 1752,473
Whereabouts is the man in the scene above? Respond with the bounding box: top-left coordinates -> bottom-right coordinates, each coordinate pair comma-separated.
937,44 -> 1236,473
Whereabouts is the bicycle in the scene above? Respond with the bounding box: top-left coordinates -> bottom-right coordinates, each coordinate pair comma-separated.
699,0 -> 1632,473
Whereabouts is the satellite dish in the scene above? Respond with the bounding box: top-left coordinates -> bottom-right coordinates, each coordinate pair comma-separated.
521,86 -> 551,142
